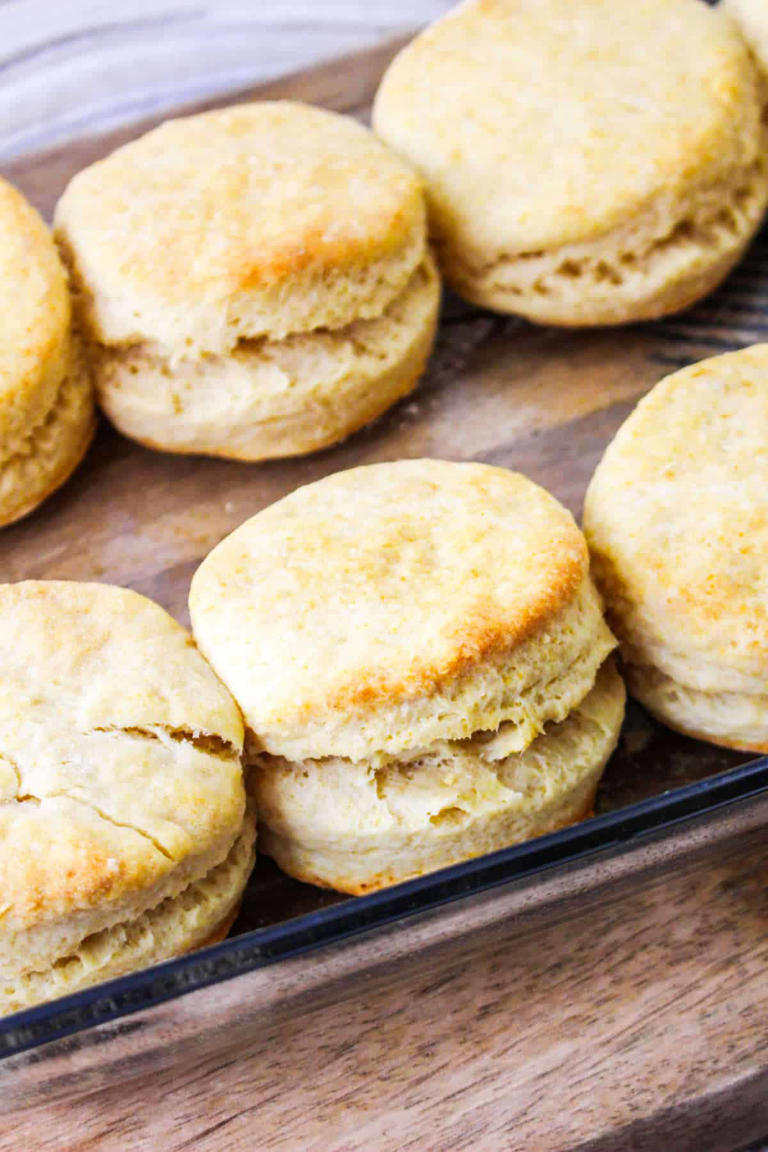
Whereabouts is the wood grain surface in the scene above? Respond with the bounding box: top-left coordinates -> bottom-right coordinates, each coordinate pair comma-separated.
4,802 -> 768,1151
2,22 -> 768,1152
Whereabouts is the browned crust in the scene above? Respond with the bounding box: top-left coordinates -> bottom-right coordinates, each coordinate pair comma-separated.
323,554 -> 587,713
54,103 -> 427,347
191,463 -> 593,733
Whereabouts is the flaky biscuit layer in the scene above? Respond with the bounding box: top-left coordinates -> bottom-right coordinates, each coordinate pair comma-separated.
0,337 -> 95,528
1,813 -> 255,1015
585,344 -> 768,750
256,659 -> 624,894
0,178 -> 71,455
91,257 -> 439,461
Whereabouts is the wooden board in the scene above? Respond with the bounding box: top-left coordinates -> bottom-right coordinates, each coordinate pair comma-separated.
2,35 -> 768,1152
4,799 -> 768,1151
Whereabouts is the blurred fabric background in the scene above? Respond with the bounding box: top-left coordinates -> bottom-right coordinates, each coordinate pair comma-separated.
0,1 -> 451,161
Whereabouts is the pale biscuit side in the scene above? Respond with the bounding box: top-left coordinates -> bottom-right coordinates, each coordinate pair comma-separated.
0,179 -> 75,465
627,665 -> 768,753
256,660 -> 624,894
91,257 -> 439,460
0,338 -> 95,528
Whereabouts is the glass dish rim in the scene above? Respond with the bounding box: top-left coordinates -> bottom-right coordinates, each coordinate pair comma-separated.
2,752 -> 767,1059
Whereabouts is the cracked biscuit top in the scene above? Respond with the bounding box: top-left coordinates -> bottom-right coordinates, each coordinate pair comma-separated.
0,581 -> 245,971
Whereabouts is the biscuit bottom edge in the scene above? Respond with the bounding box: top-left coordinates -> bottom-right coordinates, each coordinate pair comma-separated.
441,157 -> 768,326
627,663 -> 768,753
91,255 -> 440,461
260,792 -> 599,897
0,348 -> 95,529
0,813 -> 256,1017
255,658 -> 625,895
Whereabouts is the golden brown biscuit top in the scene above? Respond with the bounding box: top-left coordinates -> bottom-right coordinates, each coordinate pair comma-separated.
54,101 -> 426,353
0,179 -> 70,447
0,582 -> 245,934
190,460 -> 588,747
584,344 -> 768,680
373,0 -> 763,253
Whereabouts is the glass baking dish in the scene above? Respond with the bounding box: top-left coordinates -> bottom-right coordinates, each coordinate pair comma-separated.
2,14 -> 768,1074
1,697 -> 767,1060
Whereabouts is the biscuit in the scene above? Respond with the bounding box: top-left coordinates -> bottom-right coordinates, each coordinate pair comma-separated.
0,581 -> 254,1015
55,102 -> 439,460
190,460 -> 622,892
256,659 -> 624,894
0,179 -> 94,527
725,0 -> 768,73
92,256 -> 439,460
373,0 -> 768,326
584,344 -> 768,751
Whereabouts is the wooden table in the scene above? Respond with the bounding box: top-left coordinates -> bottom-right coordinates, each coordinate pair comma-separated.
1,5 -> 768,1149
4,798 -> 768,1151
